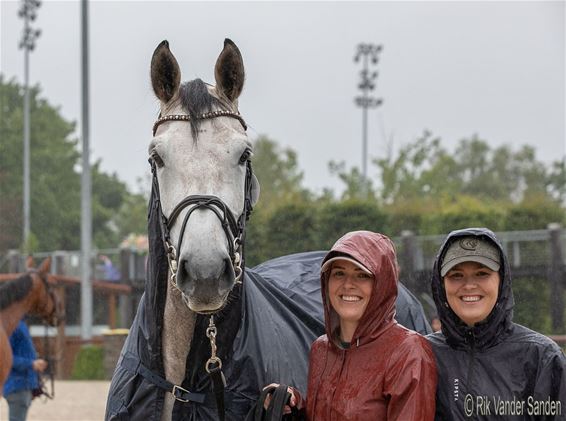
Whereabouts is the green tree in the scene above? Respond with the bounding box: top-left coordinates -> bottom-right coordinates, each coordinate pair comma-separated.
251,136 -> 309,212
421,195 -> 507,235
0,76 -> 80,251
245,136 -> 311,265
0,76 -> 146,252
262,201 -> 319,259
316,200 -> 389,249
504,194 -> 565,230
327,161 -> 375,200
374,131 -> 559,205
375,131 -> 459,204
547,158 -> 566,203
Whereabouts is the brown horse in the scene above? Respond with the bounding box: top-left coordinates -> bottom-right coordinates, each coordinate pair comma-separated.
0,257 -> 63,394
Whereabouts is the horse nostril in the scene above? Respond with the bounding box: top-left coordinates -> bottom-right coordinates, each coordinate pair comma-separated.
176,258 -> 194,290
221,257 -> 235,288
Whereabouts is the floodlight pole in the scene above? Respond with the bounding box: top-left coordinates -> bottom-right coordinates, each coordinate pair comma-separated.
80,0 -> 93,340
354,43 -> 383,187
18,0 -> 41,250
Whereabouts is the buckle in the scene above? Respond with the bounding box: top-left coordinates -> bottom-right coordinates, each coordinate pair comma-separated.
172,385 -> 191,402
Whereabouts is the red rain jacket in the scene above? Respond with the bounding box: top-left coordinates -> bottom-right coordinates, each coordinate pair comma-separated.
303,231 -> 437,420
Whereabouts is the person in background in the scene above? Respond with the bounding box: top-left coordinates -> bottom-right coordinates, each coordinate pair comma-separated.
428,227 -> 566,420
265,230 -> 437,420
99,255 -> 120,282
3,319 -> 47,421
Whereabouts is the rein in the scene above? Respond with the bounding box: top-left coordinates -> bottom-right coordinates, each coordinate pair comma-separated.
39,323 -> 55,400
150,109 -> 253,421
28,269 -> 58,400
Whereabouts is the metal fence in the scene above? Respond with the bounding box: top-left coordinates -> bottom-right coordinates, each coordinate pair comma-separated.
2,225 -> 565,332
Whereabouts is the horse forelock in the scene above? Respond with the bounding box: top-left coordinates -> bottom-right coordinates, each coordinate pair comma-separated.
0,275 -> 33,311
178,79 -> 235,139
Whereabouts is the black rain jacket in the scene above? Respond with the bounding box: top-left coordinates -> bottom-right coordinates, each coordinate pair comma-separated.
105,188 -> 431,420
427,227 -> 566,420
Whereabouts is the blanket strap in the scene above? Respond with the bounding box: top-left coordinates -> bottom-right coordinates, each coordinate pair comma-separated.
122,353 -> 205,404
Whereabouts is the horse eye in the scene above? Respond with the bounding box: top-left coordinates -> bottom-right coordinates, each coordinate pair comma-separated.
239,148 -> 252,165
150,150 -> 164,168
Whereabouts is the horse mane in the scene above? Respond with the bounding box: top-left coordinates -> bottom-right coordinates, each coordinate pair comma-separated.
0,274 -> 33,311
178,79 -> 232,139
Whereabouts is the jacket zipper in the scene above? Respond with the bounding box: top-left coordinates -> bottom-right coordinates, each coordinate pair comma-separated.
466,329 -> 476,419
329,348 -> 347,421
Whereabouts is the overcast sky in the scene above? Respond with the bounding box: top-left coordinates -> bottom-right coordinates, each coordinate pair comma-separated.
1,1 -> 564,195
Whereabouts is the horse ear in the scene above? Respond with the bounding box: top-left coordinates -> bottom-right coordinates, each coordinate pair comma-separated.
26,256 -> 34,269
151,40 -> 181,104
38,257 -> 51,275
214,38 -> 245,103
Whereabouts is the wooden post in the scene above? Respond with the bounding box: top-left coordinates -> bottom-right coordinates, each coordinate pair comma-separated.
119,249 -> 133,328
548,223 -> 565,333
8,250 -> 21,273
108,293 -> 117,329
55,285 -> 66,379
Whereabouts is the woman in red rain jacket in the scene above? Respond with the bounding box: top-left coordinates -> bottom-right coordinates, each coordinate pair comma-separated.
269,231 -> 437,420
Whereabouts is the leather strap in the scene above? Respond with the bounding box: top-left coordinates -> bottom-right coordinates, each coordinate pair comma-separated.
208,364 -> 227,421
266,385 -> 290,421
121,353 -> 205,404
253,384 -> 293,421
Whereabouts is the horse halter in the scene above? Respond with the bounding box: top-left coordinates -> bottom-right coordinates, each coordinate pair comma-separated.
150,110 -> 254,310
30,269 -> 60,325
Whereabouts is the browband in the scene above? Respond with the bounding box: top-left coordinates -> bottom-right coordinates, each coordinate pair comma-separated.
152,110 -> 247,136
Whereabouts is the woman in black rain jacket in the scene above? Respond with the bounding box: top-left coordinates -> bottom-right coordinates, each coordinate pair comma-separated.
427,227 -> 565,420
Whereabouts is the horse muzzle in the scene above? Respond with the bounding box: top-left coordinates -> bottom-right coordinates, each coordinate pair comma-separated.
175,255 -> 235,313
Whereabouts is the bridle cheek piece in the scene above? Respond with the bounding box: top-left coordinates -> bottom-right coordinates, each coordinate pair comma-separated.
30,269 -> 59,325
150,110 -> 253,307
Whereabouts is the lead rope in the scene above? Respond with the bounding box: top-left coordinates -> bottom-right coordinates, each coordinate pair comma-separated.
206,316 -> 226,421
42,323 -> 54,399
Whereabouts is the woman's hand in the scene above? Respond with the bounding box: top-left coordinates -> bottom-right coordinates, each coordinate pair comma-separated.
262,383 -> 297,414
32,358 -> 48,373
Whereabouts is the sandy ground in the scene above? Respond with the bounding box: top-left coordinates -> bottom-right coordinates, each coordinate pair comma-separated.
0,381 -> 110,421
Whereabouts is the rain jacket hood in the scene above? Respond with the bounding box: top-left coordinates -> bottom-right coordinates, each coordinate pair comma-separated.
321,231 -> 399,346
431,227 -> 514,350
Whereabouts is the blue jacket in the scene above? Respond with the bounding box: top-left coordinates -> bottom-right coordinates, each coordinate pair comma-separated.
3,320 -> 39,396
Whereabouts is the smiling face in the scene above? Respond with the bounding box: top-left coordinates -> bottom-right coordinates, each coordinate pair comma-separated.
327,259 -> 374,341
443,261 -> 500,326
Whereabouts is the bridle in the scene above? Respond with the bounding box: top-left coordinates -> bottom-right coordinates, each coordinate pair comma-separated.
150,109 -> 254,306
29,269 -> 59,399
150,109 -> 254,421
29,269 -> 60,326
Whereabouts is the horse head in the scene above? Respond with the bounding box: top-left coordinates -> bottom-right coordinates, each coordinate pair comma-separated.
26,257 -> 64,326
149,40 -> 260,314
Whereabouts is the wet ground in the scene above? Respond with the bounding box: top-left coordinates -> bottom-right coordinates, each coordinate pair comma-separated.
0,381 -> 110,421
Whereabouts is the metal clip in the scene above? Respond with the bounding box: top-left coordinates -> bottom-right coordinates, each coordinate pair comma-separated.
234,265 -> 243,285
205,316 -> 223,373
165,241 -> 179,275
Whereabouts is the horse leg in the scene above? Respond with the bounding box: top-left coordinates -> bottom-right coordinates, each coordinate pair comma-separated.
160,282 -> 196,421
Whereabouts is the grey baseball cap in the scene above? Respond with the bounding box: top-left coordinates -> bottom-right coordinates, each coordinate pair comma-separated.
440,236 -> 501,276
